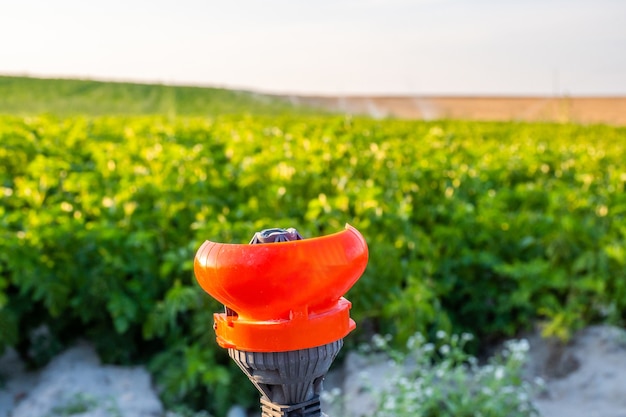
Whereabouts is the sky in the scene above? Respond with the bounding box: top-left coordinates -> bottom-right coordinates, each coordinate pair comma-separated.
1,0 -> 625,96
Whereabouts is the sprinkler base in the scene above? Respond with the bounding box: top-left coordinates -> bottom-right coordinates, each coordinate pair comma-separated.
228,340 -> 342,416
261,396 -> 321,417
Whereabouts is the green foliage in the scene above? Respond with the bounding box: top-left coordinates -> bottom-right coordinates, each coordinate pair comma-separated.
48,393 -> 122,417
0,76 -> 307,117
339,332 -> 541,417
49,393 -> 99,416
0,113 -> 625,414
165,406 -> 213,417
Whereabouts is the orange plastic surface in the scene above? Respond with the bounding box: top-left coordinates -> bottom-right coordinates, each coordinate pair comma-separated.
194,224 -> 368,352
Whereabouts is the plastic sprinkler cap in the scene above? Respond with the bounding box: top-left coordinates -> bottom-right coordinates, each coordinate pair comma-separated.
194,224 -> 368,352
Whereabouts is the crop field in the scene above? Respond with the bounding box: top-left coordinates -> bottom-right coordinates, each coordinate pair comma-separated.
0,75 -> 305,116
1,76 -> 625,414
287,95 -> 626,125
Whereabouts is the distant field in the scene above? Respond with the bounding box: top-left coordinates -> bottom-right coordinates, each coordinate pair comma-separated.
280,95 -> 626,125
3,76 -> 624,125
0,75 -> 301,116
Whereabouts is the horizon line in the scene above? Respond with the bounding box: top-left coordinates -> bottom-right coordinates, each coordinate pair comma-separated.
2,72 -> 626,99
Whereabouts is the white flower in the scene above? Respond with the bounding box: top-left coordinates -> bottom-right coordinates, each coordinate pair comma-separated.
501,385 -> 515,394
372,334 -> 387,349
320,387 -> 342,403
461,332 -> 474,342
534,376 -> 546,387
407,333 -> 425,350
383,396 -> 396,410
506,339 -> 530,353
436,330 -> 447,339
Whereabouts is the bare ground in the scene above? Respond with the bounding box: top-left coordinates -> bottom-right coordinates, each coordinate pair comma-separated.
281,95 -> 626,125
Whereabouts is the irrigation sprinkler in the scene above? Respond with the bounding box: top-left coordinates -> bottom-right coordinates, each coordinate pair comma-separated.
194,224 -> 368,417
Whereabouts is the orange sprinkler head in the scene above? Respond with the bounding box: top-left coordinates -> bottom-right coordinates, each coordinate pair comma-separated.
194,224 -> 368,352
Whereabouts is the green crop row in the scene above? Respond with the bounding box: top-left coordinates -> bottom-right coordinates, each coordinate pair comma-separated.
0,76 -> 304,117
1,114 -> 625,414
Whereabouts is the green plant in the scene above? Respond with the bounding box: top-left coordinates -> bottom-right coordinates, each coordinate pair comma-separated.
49,393 -> 99,416
0,75 -> 310,117
353,332 -> 540,417
165,406 -> 213,417
46,393 -> 123,417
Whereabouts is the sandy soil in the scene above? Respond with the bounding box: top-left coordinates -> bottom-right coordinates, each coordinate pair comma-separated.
282,95 -> 626,126
0,342 -> 162,417
529,326 -> 626,417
